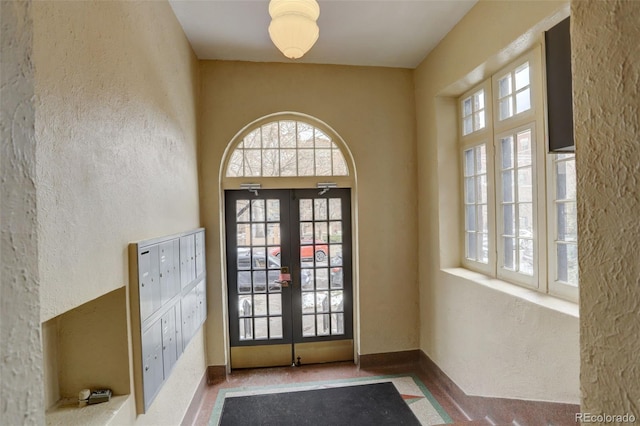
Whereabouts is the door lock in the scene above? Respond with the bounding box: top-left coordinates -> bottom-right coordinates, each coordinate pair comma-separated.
275,267 -> 292,287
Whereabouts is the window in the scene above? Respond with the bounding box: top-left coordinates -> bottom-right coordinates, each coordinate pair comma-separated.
461,89 -> 486,136
496,62 -> 532,120
497,126 -> 536,284
226,120 -> 348,178
548,153 -> 578,299
460,47 -> 578,301
460,79 -> 494,276
463,145 -> 489,264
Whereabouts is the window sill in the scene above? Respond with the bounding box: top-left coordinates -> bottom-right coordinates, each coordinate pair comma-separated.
442,267 -> 579,318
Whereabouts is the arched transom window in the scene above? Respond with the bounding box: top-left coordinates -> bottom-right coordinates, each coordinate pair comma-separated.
226,120 -> 349,177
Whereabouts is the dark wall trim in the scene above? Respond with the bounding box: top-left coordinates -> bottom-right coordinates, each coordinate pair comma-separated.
206,365 -> 227,385
418,351 -> 580,424
358,349 -> 420,369
189,354 -> 579,425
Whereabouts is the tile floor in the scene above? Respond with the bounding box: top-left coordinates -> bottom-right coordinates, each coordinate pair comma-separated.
192,361 -> 469,426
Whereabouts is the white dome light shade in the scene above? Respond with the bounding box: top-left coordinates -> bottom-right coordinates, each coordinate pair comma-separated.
268,0 -> 320,59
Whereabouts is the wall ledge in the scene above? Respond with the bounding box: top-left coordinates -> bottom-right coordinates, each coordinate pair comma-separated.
441,267 -> 579,318
45,395 -> 131,426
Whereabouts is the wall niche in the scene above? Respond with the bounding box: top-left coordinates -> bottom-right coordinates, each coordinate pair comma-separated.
43,287 -> 131,424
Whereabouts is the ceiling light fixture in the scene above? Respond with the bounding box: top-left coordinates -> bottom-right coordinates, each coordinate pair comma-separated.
268,0 -> 320,60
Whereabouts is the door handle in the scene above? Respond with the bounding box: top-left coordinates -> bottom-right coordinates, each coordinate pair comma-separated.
277,267 -> 292,287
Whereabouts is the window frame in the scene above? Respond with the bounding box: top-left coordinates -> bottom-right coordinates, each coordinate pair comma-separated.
460,142 -> 495,275
459,81 -> 496,276
492,57 -> 536,129
225,119 -> 350,179
546,153 -> 579,300
494,122 -> 540,289
458,45 -> 578,302
460,86 -> 488,137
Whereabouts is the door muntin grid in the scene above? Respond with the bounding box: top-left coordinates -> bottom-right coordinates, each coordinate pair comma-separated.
226,189 -> 352,349
226,192 -> 292,346
293,190 -> 352,342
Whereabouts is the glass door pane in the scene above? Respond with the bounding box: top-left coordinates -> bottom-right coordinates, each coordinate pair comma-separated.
226,190 -> 292,350
291,189 -> 353,344
225,188 -> 353,367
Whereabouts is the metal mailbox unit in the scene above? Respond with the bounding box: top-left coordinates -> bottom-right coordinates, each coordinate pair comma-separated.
129,228 -> 206,414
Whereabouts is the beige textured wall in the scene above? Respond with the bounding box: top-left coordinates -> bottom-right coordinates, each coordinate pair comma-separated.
414,0 -> 580,402
42,318 -> 60,409
0,1 -> 45,424
199,61 -> 418,364
56,288 -> 130,399
34,0 -> 201,322
32,1 -> 205,423
572,0 -> 640,415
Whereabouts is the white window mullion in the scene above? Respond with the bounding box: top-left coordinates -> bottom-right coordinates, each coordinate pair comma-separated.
496,125 -> 537,288
493,49 -> 540,134
461,89 -> 487,136
458,44 -> 577,301
225,120 -> 348,178
548,154 -> 578,301
460,80 -> 494,276
462,143 -> 493,274
464,147 -> 478,261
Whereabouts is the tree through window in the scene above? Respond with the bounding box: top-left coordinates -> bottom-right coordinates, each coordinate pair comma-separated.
226,120 -> 349,178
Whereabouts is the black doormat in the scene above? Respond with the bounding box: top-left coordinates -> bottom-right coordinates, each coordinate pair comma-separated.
219,382 -> 421,426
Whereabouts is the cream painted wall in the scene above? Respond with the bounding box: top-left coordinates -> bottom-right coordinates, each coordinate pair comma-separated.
414,0 -> 580,402
572,0 -> 640,415
199,61 -> 418,364
32,1 -> 205,424
0,1 -> 45,424
56,288 -> 130,400
42,319 -> 60,409
13,0 -> 634,419
34,0 -> 201,323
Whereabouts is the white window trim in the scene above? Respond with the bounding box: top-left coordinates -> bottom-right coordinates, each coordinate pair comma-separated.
460,80 -> 496,276
494,122 -> 540,289
546,154 -> 579,301
224,119 -> 350,179
460,142 -> 496,276
459,80 -> 493,142
492,50 -> 540,133
460,84 -> 490,138
458,45 -> 578,303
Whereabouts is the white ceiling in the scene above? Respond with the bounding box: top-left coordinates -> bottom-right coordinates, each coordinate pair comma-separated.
168,0 -> 478,69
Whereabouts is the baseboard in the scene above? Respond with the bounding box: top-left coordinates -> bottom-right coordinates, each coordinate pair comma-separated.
358,349 -> 420,369
418,351 -> 475,420
181,370 -> 208,426
418,350 -> 580,424
206,365 -> 227,385
184,352 -> 579,425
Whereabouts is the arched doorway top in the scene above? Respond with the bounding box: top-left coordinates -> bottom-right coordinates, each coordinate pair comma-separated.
221,112 -> 355,185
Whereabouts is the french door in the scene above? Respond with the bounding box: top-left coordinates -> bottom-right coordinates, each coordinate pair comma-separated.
225,188 -> 353,368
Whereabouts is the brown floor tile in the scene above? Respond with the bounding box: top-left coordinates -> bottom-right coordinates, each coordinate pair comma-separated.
189,359 -> 579,426
191,361 -> 468,426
